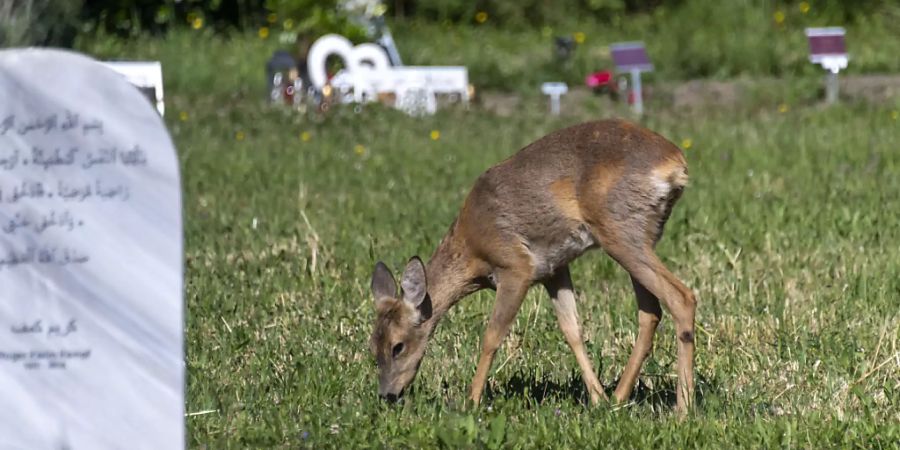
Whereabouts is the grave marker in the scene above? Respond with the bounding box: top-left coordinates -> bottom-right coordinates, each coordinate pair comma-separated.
306,34 -> 469,115
102,61 -> 166,116
806,27 -> 848,104
541,82 -> 568,115
610,42 -> 653,115
0,49 -> 184,449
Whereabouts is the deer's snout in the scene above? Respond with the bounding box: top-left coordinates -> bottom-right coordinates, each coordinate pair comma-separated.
379,385 -> 403,403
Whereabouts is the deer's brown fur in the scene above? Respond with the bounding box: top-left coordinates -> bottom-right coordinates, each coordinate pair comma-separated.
369,118 -> 696,412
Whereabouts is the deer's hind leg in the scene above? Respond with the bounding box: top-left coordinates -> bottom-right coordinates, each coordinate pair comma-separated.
589,170 -> 695,413
612,275 -> 662,403
543,266 -> 607,405
610,251 -> 695,414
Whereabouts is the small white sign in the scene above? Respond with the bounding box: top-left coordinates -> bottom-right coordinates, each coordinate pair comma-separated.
102,61 -> 166,116
0,49 -> 184,449
541,82 -> 568,96
541,82 -> 568,115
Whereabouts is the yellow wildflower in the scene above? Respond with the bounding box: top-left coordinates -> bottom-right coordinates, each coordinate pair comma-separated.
191,17 -> 203,30
179,111 -> 188,122
267,13 -> 277,24
283,19 -> 294,30
430,130 -> 440,141
574,32 -> 586,44
354,144 -> 366,156
773,10 -> 785,25
259,27 -> 270,39
475,11 -> 488,24
799,2 -> 810,14
301,131 -> 311,142
235,131 -> 245,141
778,103 -> 789,114
680,138 -> 693,150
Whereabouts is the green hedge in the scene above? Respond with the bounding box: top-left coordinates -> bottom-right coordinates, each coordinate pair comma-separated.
34,0 -> 900,38
0,0 -> 83,47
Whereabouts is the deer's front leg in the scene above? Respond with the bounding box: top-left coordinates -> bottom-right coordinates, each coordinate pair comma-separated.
544,266 -> 607,405
469,269 -> 531,405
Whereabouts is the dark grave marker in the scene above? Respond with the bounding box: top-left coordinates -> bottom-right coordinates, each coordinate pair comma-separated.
806,27 -> 848,104
610,42 -> 653,115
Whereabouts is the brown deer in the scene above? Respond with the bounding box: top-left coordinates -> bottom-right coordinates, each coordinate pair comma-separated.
369,119 -> 696,412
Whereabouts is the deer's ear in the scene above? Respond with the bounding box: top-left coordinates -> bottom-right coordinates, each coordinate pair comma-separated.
371,261 -> 397,303
400,256 -> 428,308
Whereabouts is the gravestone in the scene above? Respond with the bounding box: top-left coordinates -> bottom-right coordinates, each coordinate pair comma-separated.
610,42 -> 653,115
0,49 -> 184,449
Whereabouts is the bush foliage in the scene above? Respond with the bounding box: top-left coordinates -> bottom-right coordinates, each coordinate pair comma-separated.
7,0 -> 900,83
0,0 -> 83,47
24,0 -> 900,37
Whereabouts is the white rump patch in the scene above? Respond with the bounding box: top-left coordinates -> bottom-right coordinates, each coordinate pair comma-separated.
652,177 -> 672,199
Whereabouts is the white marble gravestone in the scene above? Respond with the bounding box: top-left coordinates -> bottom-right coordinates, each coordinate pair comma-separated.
0,49 -> 184,449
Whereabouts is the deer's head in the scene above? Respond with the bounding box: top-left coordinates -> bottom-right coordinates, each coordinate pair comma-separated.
369,257 -> 432,402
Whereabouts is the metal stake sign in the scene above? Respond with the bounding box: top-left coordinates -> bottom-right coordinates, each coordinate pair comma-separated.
806,27 -> 848,104
610,42 -> 653,115
541,82 -> 568,115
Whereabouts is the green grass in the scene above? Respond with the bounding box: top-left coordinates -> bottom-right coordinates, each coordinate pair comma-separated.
76,28 -> 900,448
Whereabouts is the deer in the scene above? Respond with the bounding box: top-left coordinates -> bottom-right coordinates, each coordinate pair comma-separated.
368,118 -> 696,413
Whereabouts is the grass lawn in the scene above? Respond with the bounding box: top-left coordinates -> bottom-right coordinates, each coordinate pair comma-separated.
78,28 -> 900,448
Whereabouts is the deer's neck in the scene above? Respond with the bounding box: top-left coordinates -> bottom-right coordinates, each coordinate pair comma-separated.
423,229 -> 480,330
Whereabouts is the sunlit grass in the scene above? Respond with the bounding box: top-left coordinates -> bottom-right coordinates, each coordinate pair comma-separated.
169,101 -> 899,448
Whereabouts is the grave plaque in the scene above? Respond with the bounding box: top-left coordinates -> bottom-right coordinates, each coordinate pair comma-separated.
806,27 -> 848,104
0,49 -> 184,449
610,41 -> 653,115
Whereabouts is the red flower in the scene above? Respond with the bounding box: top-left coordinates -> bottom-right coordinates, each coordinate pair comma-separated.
585,71 -> 613,88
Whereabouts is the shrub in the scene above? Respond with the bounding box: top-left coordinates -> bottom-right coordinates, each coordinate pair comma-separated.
0,0 -> 83,47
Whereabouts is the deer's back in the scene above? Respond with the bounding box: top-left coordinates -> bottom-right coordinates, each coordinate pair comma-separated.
484,119 -> 683,188
455,119 -> 687,279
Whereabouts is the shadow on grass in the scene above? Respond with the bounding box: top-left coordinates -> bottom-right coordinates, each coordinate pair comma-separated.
484,369 -> 723,411
485,370 -> 589,405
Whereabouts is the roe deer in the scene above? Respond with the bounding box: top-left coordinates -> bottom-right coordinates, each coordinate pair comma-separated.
369,119 -> 696,412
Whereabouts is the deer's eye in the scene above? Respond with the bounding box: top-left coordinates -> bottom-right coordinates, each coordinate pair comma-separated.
392,343 -> 404,359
